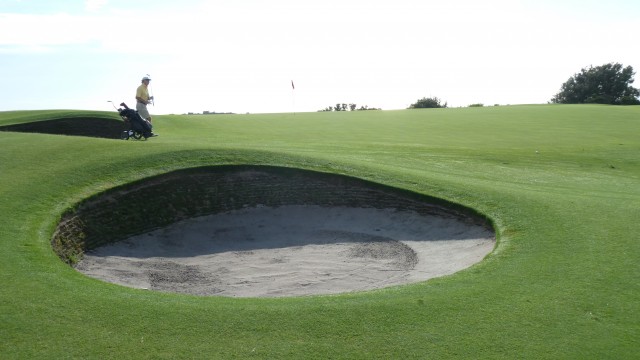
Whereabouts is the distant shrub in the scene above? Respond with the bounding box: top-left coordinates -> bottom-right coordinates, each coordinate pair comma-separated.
408,97 -> 447,109
318,103 -> 380,112
468,103 -> 484,107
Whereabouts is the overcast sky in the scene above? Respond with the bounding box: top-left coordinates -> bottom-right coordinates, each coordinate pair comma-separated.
1,0 -> 638,114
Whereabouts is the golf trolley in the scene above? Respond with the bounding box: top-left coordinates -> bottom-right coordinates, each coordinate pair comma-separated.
116,102 -> 155,140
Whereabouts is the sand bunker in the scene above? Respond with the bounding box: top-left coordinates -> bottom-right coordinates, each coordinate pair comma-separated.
58,166 -> 496,297
76,205 -> 494,297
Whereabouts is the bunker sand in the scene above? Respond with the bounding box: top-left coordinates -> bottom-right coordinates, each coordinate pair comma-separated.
77,205 -> 495,297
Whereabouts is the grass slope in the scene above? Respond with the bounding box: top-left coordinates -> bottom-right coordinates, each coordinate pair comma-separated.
0,105 -> 639,359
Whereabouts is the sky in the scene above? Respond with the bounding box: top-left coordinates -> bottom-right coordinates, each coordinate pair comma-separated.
1,0 -> 639,114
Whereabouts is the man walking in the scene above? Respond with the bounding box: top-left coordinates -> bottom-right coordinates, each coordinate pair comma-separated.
135,75 -> 154,122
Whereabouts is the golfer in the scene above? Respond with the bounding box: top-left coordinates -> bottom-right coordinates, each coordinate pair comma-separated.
135,75 -> 154,122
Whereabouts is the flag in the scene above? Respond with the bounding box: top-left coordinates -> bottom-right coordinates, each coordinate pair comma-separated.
291,80 -> 295,90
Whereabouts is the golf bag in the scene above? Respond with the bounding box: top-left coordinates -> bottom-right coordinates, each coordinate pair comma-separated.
118,102 -> 154,140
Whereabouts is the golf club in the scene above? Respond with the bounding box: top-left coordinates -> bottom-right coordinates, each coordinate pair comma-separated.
146,74 -> 154,106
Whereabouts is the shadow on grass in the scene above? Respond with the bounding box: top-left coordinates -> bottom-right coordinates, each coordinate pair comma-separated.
0,117 -> 124,139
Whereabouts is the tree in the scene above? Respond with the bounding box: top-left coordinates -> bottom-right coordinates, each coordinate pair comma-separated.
551,63 -> 640,105
408,97 -> 447,109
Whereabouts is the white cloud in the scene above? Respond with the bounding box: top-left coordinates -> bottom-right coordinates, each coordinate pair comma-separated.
0,11 -> 152,54
85,0 -> 108,12
0,13 -> 98,49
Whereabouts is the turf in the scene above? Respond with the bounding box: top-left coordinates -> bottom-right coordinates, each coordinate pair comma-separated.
1,104 -> 639,359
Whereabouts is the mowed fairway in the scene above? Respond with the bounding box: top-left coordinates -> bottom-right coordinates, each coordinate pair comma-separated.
1,105 -> 639,358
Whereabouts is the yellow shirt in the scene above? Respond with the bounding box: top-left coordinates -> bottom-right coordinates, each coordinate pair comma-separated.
136,84 -> 149,102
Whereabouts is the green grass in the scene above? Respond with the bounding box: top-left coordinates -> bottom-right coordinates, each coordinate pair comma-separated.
1,104 -> 639,359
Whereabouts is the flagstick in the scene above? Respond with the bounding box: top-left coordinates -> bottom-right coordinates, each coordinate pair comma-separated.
291,80 -> 295,116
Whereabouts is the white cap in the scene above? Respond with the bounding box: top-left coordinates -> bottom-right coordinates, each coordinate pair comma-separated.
142,75 -> 151,81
